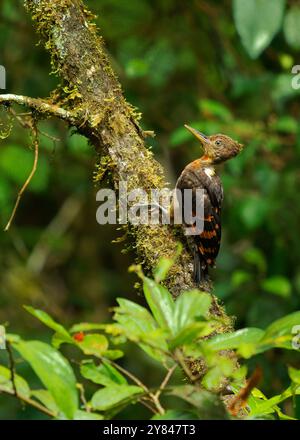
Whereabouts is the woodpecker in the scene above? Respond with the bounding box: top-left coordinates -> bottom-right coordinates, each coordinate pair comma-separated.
175,124 -> 243,284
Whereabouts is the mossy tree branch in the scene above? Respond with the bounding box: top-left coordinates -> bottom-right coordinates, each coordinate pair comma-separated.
0,0 -> 233,324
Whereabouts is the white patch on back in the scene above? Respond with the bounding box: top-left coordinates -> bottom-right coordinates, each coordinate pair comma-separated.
204,167 -> 215,179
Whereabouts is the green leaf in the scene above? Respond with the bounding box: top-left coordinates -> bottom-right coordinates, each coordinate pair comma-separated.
101,349 -> 124,360
73,410 -> 104,420
80,361 -> 127,386
24,306 -> 74,345
69,323 -> 106,333
202,358 -> 236,390
153,257 -> 174,283
13,340 -> 78,419
258,311 -> 300,350
283,7 -> 300,50
169,322 -> 211,350
249,386 -> 300,416
233,0 -> 285,58
0,365 -> 31,398
261,276 -> 291,298
31,390 -> 59,414
173,290 -> 211,334
91,385 -> 143,411
76,334 -> 109,358
143,277 -> 175,332
115,298 -> 157,333
288,367 -> 300,384
263,311 -> 300,339
114,298 -> 168,362
205,328 -> 265,351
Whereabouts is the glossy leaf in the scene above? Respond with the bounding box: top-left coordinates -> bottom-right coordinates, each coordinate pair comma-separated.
173,290 -> 211,333
73,410 -> 104,420
205,328 -> 265,351
169,322 -> 211,350
91,385 -> 143,411
24,306 -> 74,345
153,257 -> 174,283
143,277 -> 175,332
0,365 -> 30,398
114,298 -> 168,361
13,340 -> 78,419
69,323 -> 106,333
31,390 -> 59,415
261,311 -> 300,343
76,334 -> 109,358
80,361 -> 127,386
249,386 -> 300,416
288,367 -> 300,384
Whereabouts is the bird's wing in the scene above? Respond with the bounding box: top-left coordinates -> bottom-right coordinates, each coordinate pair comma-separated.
175,167 -> 223,266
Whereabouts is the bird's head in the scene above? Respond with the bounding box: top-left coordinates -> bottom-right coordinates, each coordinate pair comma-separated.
184,124 -> 243,165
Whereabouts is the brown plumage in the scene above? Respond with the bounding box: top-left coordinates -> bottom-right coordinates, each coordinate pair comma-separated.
175,125 -> 243,284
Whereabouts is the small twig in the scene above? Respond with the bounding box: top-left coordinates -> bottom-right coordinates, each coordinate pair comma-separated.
106,358 -> 150,394
38,129 -> 60,143
4,122 -> 39,231
173,349 -> 199,383
0,385 -> 56,418
140,398 -> 157,414
8,107 -> 32,129
6,341 -> 18,397
0,94 -> 78,124
105,358 -> 165,415
154,365 -> 177,400
77,383 -> 90,412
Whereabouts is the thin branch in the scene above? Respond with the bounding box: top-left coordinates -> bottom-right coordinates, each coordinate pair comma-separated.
4,123 -> 39,231
173,349 -> 199,383
140,398 -> 157,415
0,94 -> 77,124
105,358 -> 165,415
0,385 -> 56,418
76,383 -> 90,413
106,358 -> 150,394
154,365 -> 177,400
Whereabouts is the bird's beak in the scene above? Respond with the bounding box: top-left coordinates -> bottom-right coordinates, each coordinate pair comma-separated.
184,124 -> 210,149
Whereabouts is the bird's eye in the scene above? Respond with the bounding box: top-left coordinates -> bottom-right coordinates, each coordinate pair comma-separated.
215,139 -> 222,146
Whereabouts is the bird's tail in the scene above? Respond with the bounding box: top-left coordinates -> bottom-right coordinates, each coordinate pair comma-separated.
193,248 -> 206,285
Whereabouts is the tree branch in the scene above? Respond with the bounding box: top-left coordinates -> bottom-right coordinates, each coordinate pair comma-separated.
0,94 -> 77,124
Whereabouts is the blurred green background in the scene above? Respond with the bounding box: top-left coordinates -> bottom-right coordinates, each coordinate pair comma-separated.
0,0 -> 300,419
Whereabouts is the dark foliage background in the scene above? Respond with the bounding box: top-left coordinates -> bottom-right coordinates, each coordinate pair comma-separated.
0,0 -> 300,419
